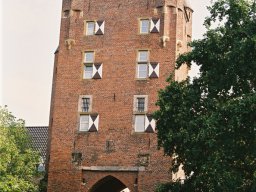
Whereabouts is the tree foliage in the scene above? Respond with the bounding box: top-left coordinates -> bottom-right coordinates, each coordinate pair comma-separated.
0,106 -> 39,192
154,0 -> 256,191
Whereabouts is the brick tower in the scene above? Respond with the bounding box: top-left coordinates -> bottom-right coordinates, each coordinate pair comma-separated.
47,0 -> 192,191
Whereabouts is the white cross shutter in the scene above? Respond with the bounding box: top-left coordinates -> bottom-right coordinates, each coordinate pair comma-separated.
148,62 -> 159,78
95,20 -> 105,35
92,63 -> 103,79
89,114 -> 99,132
150,18 -> 160,33
145,115 -> 156,133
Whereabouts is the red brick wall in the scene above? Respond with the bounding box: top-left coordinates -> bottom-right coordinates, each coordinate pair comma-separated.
47,0 -> 192,191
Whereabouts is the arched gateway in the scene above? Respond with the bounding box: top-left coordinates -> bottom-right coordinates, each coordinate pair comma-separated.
89,176 -> 129,192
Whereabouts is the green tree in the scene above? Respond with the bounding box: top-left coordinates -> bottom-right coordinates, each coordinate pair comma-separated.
154,0 -> 256,191
0,106 -> 39,192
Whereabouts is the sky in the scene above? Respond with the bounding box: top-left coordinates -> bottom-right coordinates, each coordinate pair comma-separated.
0,0 -> 211,126
0,3 -> 3,104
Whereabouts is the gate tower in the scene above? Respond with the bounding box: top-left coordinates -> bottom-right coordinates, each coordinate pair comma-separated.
47,0 -> 193,191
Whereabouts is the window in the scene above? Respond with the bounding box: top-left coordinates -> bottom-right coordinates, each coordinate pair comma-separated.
137,50 -> 149,79
79,96 -> 91,131
133,95 -> 155,133
85,20 -> 105,35
83,52 -> 94,79
81,98 -> 90,112
83,52 -> 103,79
84,52 -> 94,63
137,98 -> 145,112
135,114 -> 156,133
134,95 -> 148,113
79,114 -> 99,132
137,64 -> 148,78
78,96 -> 99,132
80,115 -> 89,131
140,18 -> 160,34
135,115 -> 145,132
140,19 -> 150,34
79,95 -> 92,113
84,65 -> 93,79
136,50 -> 160,79
134,95 -> 152,132
86,21 -> 95,35
138,50 -> 149,62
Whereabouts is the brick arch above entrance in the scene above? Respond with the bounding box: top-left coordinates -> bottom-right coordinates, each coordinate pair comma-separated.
82,170 -> 138,192
89,175 -> 128,192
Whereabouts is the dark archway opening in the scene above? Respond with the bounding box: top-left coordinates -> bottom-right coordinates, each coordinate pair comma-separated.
90,175 -> 129,192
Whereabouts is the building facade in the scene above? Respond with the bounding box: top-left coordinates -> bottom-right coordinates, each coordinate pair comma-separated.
47,0 -> 192,191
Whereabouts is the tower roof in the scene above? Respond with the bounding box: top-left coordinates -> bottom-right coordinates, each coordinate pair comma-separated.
26,126 -> 48,163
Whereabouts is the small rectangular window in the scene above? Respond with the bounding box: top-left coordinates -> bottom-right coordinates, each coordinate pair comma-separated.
137,64 -> 148,79
80,115 -> 89,131
84,52 -> 94,63
137,98 -> 145,112
138,51 -> 149,62
79,95 -> 92,112
134,95 -> 147,112
81,98 -> 90,112
86,21 -> 95,35
135,115 -> 145,132
84,65 -> 93,79
140,19 -> 150,34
